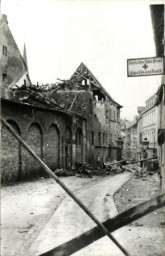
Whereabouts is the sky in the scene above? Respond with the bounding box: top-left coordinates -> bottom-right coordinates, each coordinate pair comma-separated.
1,0 -> 163,120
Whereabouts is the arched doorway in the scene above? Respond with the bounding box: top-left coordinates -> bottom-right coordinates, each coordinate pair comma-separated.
25,123 -> 43,177
75,128 -> 83,163
46,124 -> 60,170
1,120 -> 21,183
64,127 -> 72,169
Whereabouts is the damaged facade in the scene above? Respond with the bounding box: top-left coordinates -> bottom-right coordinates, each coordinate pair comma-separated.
1,14 -> 122,184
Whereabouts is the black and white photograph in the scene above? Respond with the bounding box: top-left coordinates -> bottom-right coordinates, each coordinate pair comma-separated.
1,0 -> 165,255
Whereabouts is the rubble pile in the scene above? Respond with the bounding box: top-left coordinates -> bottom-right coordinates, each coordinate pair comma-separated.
74,162 -> 93,178
54,160 -> 156,178
103,160 -> 125,174
122,163 -> 150,178
54,169 -> 75,177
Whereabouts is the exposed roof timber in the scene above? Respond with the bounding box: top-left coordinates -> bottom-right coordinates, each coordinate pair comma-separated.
72,73 -> 106,89
71,62 -> 122,108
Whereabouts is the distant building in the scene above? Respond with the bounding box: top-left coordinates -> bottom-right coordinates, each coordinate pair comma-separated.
120,119 -> 132,159
122,100 -> 157,162
124,117 -> 138,160
137,106 -> 145,160
141,94 -> 158,158
125,96 -> 158,163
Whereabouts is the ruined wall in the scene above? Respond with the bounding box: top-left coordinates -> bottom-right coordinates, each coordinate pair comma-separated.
51,90 -> 111,165
1,100 -> 86,183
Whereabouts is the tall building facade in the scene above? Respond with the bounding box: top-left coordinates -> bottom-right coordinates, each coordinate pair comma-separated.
141,94 -> 158,158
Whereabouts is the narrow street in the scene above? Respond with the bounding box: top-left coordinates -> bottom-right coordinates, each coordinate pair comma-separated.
27,172 -> 131,256
1,175 -> 104,256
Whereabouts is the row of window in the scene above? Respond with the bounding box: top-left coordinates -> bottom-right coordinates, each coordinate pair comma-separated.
105,109 -> 119,122
146,95 -> 156,109
91,131 -> 108,146
142,108 -> 157,127
143,129 -> 156,145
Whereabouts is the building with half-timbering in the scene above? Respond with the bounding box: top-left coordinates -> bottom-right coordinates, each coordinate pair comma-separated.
1,14 -> 122,184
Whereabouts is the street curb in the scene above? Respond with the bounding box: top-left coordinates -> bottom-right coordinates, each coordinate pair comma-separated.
113,172 -> 134,211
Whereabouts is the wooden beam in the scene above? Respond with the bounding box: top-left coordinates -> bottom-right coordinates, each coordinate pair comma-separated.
68,92 -> 78,112
39,193 -> 165,256
106,157 -> 157,166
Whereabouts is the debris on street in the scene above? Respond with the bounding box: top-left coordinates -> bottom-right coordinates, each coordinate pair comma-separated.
114,172 -> 165,256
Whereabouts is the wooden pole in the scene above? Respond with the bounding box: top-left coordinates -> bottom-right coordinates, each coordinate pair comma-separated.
39,193 -> 165,256
106,157 -> 157,166
1,117 -> 130,256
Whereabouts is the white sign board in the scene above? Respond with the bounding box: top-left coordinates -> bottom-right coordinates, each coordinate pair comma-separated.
127,57 -> 164,77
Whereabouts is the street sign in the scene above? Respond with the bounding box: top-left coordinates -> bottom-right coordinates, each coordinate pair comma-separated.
127,57 -> 164,77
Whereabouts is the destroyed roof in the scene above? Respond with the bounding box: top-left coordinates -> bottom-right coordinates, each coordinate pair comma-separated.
70,62 -> 122,108
2,98 -> 81,119
10,85 -> 86,119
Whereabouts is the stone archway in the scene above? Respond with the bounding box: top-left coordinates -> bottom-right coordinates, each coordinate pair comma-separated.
24,122 -> 43,177
45,124 -> 60,170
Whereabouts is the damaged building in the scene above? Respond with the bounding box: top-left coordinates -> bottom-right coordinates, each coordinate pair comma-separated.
1,14 -> 122,184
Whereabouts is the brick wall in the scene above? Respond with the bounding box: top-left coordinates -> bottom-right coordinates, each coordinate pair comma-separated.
1,120 -> 21,183
1,99 -> 86,183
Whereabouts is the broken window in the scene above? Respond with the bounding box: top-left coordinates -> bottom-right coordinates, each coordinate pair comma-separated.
3,45 -> 7,56
93,90 -> 106,101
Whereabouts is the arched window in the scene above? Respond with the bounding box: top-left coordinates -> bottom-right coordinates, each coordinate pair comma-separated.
76,128 -> 83,145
